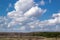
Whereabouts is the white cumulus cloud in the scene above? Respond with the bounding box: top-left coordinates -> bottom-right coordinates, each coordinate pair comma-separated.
7,0 -> 46,29
1,0 -> 60,32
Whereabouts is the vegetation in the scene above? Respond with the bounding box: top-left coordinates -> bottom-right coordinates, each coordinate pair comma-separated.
0,32 -> 60,40
0,32 -> 60,38
32,32 -> 60,38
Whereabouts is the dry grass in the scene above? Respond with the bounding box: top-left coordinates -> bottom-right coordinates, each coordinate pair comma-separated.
0,37 -> 60,40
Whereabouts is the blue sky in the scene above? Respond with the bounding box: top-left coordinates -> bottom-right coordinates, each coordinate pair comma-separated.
0,0 -> 60,32
0,0 -> 60,19
0,0 -> 17,16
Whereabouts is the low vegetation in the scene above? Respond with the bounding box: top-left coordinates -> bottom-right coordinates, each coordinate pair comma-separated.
32,32 -> 60,38
0,32 -> 60,40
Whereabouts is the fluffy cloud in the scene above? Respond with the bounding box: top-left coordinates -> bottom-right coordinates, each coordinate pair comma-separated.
7,0 -> 46,29
0,0 -> 60,32
25,13 -> 60,32
15,0 -> 34,12
53,13 -> 60,23
24,6 -> 47,17
39,13 -> 60,31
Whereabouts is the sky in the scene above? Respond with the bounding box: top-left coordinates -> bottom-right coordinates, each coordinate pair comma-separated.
0,0 -> 60,32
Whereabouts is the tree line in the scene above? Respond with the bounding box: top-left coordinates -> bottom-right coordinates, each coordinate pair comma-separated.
31,32 -> 60,38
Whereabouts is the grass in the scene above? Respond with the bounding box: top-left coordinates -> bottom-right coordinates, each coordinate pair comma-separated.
0,37 -> 60,40
0,37 -> 21,40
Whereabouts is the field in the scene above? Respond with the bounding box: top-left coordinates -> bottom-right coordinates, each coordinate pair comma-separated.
0,32 -> 60,40
0,36 -> 60,40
